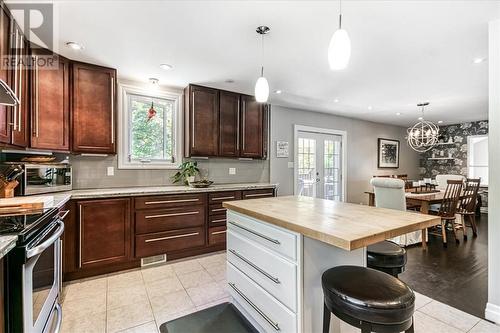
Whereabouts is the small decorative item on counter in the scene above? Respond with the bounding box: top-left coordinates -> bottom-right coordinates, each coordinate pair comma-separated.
0,164 -> 24,198
189,179 -> 214,188
171,161 -> 200,185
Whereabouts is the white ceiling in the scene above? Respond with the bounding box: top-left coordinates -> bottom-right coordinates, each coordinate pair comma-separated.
10,0 -> 500,126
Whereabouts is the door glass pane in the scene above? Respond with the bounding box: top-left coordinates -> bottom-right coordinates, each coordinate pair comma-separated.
32,242 -> 55,325
297,138 -> 316,197
324,139 -> 342,201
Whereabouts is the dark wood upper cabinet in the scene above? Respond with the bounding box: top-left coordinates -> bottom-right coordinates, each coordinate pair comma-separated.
185,85 -> 219,157
219,91 -> 240,157
0,7 -> 11,145
78,198 -> 131,269
240,95 -> 264,158
30,50 -> 70,151
71,62 -> 116,154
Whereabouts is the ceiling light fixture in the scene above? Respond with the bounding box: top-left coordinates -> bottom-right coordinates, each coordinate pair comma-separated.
274,90 -> 282,94
473,58 -> 486,64
149,78 -> 159,90
407,102 -> 439,152
66,41 -> 83,50
334,99 -> 339,103
367,106 -> 373,110
438,120 -> 443,124
159,63 -> 173,70
328,0 -> 351,70
396,112 -> 401,116
255,26 -> 270,103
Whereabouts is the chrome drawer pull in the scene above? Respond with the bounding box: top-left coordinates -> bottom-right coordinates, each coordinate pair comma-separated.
211,208 -> 226,212
212,230 -> 227,235
228,221 -> 281,245
145,232 -> 199,243
245,193 -> 273,198
228,282 -> 280,331
145,211 -> 199,219
212,196 -> 235,201
211,218 -> 226,223
229,249 -> 280,284
144,199 -> 199,205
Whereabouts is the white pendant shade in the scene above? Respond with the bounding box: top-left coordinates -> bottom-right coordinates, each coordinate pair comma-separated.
328,28 -> 351,70
255,76 -> 269,102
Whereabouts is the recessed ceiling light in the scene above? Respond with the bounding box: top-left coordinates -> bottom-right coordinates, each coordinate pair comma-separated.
367,106 -> 373,110
418,116 -> 423,120
160,63 -> 173,70
396,112 -> 401,116
274,90 -> 282,94
66,41 -> 83,50
438,120 -> 443,124
334,99 -> 339,103
473,57 -> 486,64
149,78 -> 159,89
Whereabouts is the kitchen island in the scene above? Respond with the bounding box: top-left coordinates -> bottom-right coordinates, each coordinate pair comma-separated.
222,196 -> 440,333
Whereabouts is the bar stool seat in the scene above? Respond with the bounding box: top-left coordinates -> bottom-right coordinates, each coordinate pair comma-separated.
367,240 -> 407,277
322,266 -> 415,333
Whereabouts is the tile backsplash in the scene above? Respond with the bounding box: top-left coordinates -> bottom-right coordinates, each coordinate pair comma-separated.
69,155 -> 270,189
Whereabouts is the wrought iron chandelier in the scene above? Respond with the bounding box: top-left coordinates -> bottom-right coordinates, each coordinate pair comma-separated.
406,102 -> 439,152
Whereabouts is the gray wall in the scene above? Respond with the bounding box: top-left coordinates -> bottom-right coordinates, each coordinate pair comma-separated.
70,155 -> 269,189
270,105 -> 420,204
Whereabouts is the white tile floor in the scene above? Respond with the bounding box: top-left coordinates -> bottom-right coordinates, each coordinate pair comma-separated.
61,251 -> 500,333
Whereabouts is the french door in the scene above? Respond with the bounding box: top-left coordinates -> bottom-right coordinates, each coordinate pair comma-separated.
295,129 -> 344,201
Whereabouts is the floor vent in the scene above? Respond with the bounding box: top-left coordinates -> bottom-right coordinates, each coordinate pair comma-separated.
141,254 -> 167,267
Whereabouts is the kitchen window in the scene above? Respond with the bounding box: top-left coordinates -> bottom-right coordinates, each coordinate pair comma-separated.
467,135 -> 488,185
118,83 -> 183,169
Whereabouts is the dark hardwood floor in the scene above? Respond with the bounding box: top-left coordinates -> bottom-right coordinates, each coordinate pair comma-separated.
400,214 -> 488,318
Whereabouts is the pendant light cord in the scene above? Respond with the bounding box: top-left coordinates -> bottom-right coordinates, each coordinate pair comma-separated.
261,32 -> 265,77
339,0 -> 342,29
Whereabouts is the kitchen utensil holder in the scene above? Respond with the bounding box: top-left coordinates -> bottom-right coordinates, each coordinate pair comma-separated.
0,179 -> 19,198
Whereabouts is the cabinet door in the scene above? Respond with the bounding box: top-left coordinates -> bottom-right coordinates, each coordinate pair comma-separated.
78,198 -> 131,269
186,85 -> 218,156
0,8 -> 11,144
11,31 -> 29,147
72,62 -> 116,153
240,95 -> 264,158
30,52 -> 70,150
219,91 -> 240,157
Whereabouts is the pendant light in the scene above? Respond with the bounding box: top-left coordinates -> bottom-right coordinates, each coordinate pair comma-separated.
255,26 -> 270,103
407,102 -> 440,152
328,0 -> 351,70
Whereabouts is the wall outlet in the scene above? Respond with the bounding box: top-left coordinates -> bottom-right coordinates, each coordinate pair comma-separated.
229,168 -> 236,175
287,162 -> 294,169
107,166 -> 114,176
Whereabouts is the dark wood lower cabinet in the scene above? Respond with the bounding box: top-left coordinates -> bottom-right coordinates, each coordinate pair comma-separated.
136,227 -> 206,258
208,226 -> 227,246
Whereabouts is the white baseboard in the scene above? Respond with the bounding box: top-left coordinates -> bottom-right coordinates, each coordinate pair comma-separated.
485,303 -> 500,324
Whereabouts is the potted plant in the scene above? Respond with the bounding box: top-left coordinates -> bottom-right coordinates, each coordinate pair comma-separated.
171,161 -> 200,185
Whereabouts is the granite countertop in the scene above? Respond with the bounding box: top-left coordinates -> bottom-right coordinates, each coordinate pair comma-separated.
223,195 -> 440,251
0,235 -> 17,259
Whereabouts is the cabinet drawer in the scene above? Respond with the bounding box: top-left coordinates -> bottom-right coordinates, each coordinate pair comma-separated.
208,191 -> 241,204
227,211 -> 298,262
135,193 -> 206,209
209,214 -> 227,226
228,230 -> 297,312
208,226 -> 227,246
135,227 -> 205,258
136,206 -> 205,234
209,203 -> 227,216
242,188 -> 275,200
227,262 -> 296,333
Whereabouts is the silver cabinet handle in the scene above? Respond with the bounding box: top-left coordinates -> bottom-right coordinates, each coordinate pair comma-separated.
211,208 -> 226,212
58,210 -> 70,220
212,196 -> 235,201
228,282 -> 280,331
228,221 -> 281,245
236,99 -> 240,151
211,218 -> 226,224
242,99 -> 246,150
78,204 -> 82,268
191,91 -> 195,148
145,232 -> 199,243
229,249 -> 280,284
145,211 -> 199,219
144,198 -> 199,205
245,193 -> 274,198
34,55 -> 39,137
110,76 -> 114,144
17,33 -> 23,132
12,27 -> 18,130
212,230 -> 226,235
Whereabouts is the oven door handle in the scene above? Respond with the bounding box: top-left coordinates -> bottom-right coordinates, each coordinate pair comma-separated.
26,221 -> 65,259
52,303 -> 63,333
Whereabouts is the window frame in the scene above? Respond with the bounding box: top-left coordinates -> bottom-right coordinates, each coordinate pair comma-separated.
467,134 -> 488,185
117,82 -> 183,169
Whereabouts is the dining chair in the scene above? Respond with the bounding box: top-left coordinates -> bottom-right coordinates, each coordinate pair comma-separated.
430,180 -> 463,247
457,178 -> 481,239
435,174 -> 465,191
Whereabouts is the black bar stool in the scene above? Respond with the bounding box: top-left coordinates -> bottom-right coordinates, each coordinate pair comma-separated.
322,266 -> 415,333
367,240 -> 407,278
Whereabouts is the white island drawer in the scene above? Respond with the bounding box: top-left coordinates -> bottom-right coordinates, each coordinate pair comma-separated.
227,230 -> 297,312
227,211 -> 298,262
227,262 -> 297,333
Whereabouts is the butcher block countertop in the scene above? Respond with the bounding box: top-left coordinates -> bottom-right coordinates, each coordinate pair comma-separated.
223,195 -> 441,250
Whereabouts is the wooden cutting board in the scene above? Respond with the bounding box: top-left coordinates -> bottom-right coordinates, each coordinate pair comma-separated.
0,196 -> 54,214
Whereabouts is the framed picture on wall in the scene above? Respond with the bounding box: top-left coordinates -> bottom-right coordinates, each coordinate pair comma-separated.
378,138 -> 400,168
